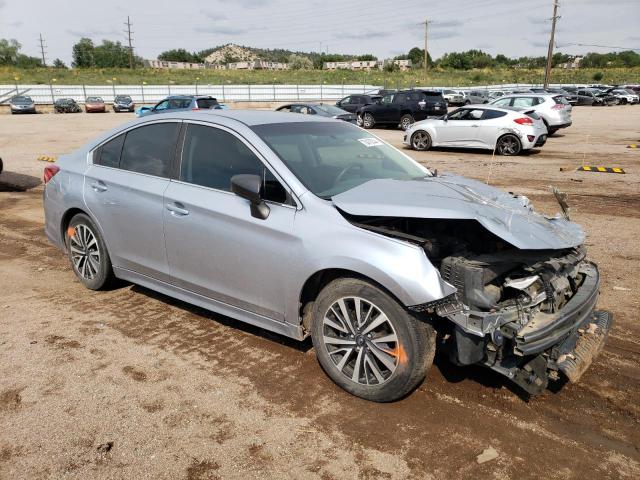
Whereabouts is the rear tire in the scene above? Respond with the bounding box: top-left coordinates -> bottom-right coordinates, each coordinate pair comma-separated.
400,114 -> 415,131
496,134 -> 522,156
65,213 -> 114,290
310,278 -> 436,402
411,130 -> 432,151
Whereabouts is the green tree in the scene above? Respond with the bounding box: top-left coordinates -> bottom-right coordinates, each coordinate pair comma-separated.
72,38 -> 95,67
158,48 -> 202,63
288,53 -> 313,70
0,38 -> 22,65
53,58 -> 67,68
14,54 -> 42,68
592,71 -> 604,81
93,40 -> 130,67
356,54 -> 377,61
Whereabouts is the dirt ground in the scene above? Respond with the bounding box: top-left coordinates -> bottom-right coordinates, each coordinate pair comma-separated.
1,106 -> 639,480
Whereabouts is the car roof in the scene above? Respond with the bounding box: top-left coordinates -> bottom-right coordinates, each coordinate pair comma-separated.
161,109 -> 338,126
451,104 -> 516,113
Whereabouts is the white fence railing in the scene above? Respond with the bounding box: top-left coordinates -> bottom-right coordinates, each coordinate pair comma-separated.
0,84 -> 383,105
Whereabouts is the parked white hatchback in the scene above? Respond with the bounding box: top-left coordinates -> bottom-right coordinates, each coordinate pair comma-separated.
403,105 -> 548,156
490,93 -> 572,135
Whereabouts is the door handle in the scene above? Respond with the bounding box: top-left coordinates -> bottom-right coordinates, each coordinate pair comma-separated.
90,181 -> 108,192
166,203 -> 189,216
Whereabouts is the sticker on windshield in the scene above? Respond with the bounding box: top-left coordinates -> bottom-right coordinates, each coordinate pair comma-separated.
357,137 -> 384,147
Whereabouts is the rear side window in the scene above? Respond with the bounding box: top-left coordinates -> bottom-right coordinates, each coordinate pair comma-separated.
120,123 -> 180,178
196,98 -> 219,109
95,134 -> 125,168
553,95 -> 569,105
512,97 -> 535,107
482,110 -> 507,120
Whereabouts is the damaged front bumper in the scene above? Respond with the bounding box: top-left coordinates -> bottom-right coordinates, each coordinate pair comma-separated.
425,261 -> 612,395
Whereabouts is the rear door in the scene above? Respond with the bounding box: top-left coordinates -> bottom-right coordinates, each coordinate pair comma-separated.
163,122 -> 298,321
477,109 -> 508,148
84,121 -> 181,282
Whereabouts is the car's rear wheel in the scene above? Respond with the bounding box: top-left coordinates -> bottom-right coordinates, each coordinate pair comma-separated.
311,278 -> 435,402
400,114 -> 415,131
360,113 -> 375,129
411,131 -> 432,151
496,134 -> 522,156
65,213 -> 114,290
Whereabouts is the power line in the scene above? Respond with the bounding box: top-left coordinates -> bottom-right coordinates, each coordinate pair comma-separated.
124,16 -> 134,69
543,0 -> 560,88
38,33 -> 46,67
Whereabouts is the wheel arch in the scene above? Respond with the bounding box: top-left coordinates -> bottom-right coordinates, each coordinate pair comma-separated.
59,207 -> 108,253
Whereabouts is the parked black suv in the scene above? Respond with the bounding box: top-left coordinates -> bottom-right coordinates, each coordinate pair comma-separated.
357,89 -> 447,130
335,94 -> 381,113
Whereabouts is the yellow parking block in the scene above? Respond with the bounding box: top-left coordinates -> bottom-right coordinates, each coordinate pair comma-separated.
627,144 -> 638,149
37,156 -> 57,162
577,166 -> 626,174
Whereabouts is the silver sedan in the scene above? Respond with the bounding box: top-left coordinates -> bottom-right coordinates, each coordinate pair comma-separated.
43,110 -> 609,401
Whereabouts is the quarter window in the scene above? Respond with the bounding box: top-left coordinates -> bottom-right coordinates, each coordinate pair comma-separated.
180,124 -> 288,203
120,122 -> 180,178
512,97 -> 535,107
95,133 -> 125,168
482,110 -> 507,120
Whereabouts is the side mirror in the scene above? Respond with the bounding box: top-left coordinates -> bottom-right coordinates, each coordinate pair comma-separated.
231,174 -> 270,220
443,114 -> 448,121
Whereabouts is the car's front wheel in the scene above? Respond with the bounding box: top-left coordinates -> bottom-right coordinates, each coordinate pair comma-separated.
360,112 -> 375,129
311,278 -> 435,402
411,130 -> 432,151
496,134 -> 522,156
65,213 -> 114,290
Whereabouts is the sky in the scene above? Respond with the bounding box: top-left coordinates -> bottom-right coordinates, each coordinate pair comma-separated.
1,0 -> 638,65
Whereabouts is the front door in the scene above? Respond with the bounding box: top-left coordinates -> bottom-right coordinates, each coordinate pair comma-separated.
163,122 -> 299,321
437,108 -> 482,147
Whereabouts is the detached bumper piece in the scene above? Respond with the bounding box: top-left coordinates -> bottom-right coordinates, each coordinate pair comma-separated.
555,310 -> 612,383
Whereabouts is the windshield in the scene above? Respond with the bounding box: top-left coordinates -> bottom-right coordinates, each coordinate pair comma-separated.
12,96 -> 32,104
87,97 -> 102,102
116,96 -> 132,101
313,104 -> 348,116
251,122 -> 429,198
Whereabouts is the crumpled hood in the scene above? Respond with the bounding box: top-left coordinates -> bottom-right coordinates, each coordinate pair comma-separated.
332,175 -> 584,250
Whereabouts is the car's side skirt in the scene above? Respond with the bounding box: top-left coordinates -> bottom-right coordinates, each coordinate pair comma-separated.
113,267 -> 306,341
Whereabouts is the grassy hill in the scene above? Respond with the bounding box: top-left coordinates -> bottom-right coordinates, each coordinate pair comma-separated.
2,66 -> 638,87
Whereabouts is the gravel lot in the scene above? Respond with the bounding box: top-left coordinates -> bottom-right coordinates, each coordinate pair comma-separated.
1,106 -> 639,479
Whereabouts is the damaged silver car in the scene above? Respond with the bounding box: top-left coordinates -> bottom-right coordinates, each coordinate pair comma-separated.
43,111 -> 611,402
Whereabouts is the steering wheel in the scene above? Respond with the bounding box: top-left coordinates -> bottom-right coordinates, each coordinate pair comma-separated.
335,163 -> 364,184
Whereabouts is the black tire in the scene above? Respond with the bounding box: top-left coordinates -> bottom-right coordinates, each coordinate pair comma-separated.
496,134 -> 522,156
548,128 -> 559,136
400,114 -> 415,131
310,278 -> 436,402
464,100 -> 470,105
361,112 -> 375,129
411,130 -> 432,151
0,157 -> 3,174
65,213 -> 114,290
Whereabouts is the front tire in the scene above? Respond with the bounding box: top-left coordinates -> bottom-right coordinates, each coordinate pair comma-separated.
496,134 -> 522,156
400,114 -> 415,131
311,278 -> 436,402
411,130 -> 432,151
65,213 -> 114,290
361,112 -> 375,129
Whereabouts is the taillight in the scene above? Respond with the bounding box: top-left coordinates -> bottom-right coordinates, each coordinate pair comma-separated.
192,106 -> 200,111
551,104 -> 565,110
514,117 -> 533,125
43,164 -> 60,184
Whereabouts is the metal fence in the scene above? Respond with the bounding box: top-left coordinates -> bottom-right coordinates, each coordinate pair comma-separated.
0,83 -> 383,105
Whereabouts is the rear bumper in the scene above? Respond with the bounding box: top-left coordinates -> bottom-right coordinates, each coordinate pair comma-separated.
550,121 -> 572,129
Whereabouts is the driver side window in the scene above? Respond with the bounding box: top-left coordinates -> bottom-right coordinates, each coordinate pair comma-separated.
447,109 -> 469,120
381,94 -> 394,104
180,124 -> 289,204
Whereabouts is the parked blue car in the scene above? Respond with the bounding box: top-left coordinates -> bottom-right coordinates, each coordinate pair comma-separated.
136,95 -> 225,117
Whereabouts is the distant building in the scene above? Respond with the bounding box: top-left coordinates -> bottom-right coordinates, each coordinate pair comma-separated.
323,59 -> 411,71
558,56 -> 583,69
227,60 -> 289,70
145,60 -> 207,69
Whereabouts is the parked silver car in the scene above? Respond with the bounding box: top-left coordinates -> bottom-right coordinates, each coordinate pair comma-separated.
10,95 -> 36,114
490,94 -> 572,135
403,105 -> 547,155
43,110 -> 610,401
441,89 -> 466,106
464,90 -> 491,104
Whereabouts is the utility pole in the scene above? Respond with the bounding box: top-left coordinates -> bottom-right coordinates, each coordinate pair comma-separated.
543,0 -> 560,88
38,34 -> 46,66
124,16 -> 134,69
423,18 -> 434,77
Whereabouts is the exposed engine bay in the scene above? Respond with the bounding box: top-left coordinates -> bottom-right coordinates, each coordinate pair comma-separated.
344,214 -> 611,395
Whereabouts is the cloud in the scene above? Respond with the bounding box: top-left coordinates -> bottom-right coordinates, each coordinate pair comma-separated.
430,30 -> 460,40
194,25 -> 251,35
0,1 -> 5,8
218,0 -> 272,6
200,9 -> 227,21
528,16 -> 549,25
339,31 -> 392,40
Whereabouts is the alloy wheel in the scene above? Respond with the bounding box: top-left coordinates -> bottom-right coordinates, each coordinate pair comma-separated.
497,135 -> 520,155
411,131 -> 430,150
322,297 -> 399,386
69,224 -> 101,280
363,113 -> 374,128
